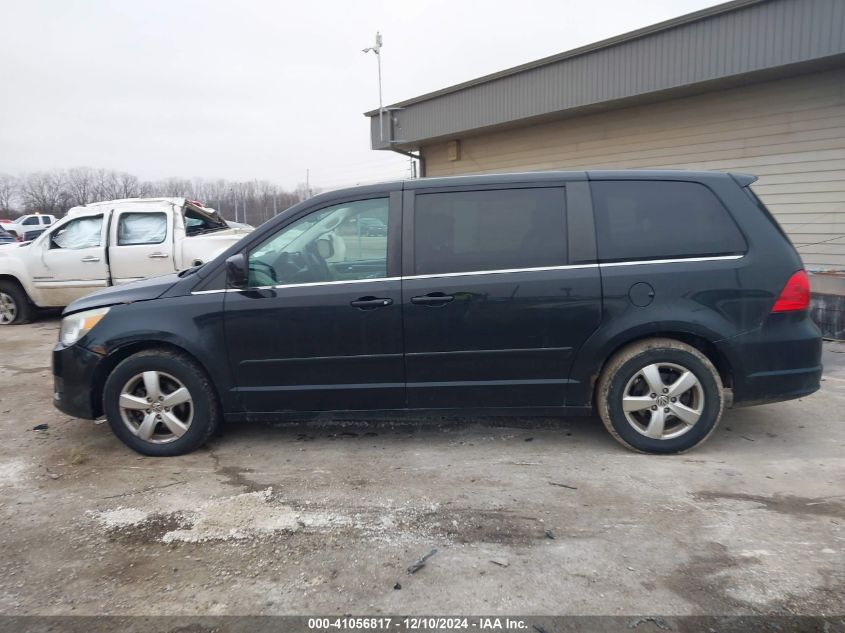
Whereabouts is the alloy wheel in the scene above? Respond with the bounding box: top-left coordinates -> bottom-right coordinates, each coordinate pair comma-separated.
621,362 -> 704,440
118,371 -> 194,444
0,292 -> 17,325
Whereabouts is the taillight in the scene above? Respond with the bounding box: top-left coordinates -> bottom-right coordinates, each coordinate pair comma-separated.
771,270 -> 810,312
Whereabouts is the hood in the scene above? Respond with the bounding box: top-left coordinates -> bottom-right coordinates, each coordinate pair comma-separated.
64,272 -> 182,315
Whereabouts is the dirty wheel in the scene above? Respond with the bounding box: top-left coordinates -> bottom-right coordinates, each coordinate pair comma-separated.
0,281 -> 33,325
104,349 -> 219,456
597,338 -> 723,454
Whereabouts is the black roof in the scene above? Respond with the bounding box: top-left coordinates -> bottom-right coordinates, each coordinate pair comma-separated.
308,170 -> 750,205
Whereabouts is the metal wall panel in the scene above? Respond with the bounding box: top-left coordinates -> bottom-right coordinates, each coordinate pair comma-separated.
420,68 -> 845,270
370,0 -> 845,149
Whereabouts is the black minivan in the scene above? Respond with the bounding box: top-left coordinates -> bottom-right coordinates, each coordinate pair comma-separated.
52,171 -> 822,456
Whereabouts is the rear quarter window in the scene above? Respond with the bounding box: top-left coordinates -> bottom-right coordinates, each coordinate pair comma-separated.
591,180 -> 746,262
742,185 -> 791,242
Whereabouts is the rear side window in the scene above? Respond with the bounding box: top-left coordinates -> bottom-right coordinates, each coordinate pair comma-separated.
414,188 -> 567,275
591,181 -> 746,262
117,212 -> 168,245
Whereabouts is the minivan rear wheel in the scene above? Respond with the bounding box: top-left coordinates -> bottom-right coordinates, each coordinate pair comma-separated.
103,349 -> 220,456
597,338 -> 724,454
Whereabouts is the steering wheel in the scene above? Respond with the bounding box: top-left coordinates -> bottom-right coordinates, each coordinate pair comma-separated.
304,241 -> 332,281
247,260 -> 278,285
269,251 -> 313,283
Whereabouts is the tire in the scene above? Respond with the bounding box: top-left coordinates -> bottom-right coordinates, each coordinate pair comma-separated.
103,349 -> 220,456
596,338 -> 724,454
0,280 -> 34,325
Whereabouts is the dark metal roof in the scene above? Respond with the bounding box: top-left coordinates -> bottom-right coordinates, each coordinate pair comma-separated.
367,0 -> 845,150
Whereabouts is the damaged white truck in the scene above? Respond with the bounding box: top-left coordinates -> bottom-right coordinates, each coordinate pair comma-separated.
0,198 -> 252,325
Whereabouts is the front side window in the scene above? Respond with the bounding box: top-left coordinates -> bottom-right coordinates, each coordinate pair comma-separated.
247,198 -> 389,287
22,216 -> 39,226
51,216 -> 103,250
414,188 -> 567,275
591,181 -> 747,262
117,212 -> 167,245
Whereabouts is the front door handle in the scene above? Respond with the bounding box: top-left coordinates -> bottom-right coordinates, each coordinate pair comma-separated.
80,256 -> 100,263
148,252 -> 169,259
410,292 -> 455,306
350,296 -> 393,310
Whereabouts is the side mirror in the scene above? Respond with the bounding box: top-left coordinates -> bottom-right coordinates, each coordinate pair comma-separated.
226,253 -> 248,289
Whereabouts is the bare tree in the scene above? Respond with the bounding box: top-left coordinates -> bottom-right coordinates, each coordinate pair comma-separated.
3,166 -> 308,221
154,177 -> 192,198
66,167 -> 95,207
21,171 -> 68,215
207,179 -> 229,214
0,173 -> 19,215
92,169 -> 119,201
116,172 -> 142,198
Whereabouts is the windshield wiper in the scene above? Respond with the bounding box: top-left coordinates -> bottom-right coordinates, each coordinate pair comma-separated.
178,263 -> 204,277
188,226 -> 226,236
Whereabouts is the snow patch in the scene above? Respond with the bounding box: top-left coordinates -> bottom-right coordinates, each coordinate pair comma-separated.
90,506 -> 150,527
162,488 -> 301,543
88,487 -> 420,544
0,459 -> 29,487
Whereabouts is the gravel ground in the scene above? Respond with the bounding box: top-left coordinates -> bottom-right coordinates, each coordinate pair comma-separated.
0,317 -> 843,616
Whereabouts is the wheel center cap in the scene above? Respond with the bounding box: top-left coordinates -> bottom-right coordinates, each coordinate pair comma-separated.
657,395 -> 669,407
152,402 -> 163,412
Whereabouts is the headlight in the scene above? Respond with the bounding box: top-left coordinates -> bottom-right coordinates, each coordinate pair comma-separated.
59,307 -> 110,347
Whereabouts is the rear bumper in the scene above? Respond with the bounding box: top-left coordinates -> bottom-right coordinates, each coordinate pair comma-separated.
719,312 -> 823,407
52,343 -> 104,419
732,365 -> 822,407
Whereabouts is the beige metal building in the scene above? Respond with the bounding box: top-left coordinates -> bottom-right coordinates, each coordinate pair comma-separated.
366,0 -> 845,274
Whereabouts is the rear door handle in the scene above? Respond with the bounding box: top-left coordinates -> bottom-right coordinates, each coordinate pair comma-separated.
350,296 -> 393,309
80,256 -> 100,263
148,252 -> 169,259
410,293 -> 455,306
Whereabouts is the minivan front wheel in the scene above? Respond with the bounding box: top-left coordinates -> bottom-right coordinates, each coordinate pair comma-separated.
103,349 -> 219,456
597,338 -> 724,454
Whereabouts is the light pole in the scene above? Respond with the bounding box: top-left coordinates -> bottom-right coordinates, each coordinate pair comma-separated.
363,31 -> 384,142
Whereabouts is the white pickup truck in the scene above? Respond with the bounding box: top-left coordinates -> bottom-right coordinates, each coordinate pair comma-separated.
4,213 -> 57,240
0,198 -> 252,325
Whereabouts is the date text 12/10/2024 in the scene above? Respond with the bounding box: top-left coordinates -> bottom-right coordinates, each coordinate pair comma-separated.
307,618 -> 530,631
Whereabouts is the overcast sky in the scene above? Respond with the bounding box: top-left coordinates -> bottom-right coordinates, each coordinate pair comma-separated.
1,0 -> 722,191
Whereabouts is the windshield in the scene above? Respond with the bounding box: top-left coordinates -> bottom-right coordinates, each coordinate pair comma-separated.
184,204 -> 228,236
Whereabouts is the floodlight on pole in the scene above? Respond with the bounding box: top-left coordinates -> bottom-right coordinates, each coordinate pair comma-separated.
363,31 -> 384,142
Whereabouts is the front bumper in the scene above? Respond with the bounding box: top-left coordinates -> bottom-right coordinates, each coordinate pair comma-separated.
52,343 -> 105,419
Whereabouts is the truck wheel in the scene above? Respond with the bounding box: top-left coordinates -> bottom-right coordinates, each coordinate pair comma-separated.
596,338 -> 724,454
103,349 -> 220,456
0,281 -> 34,325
